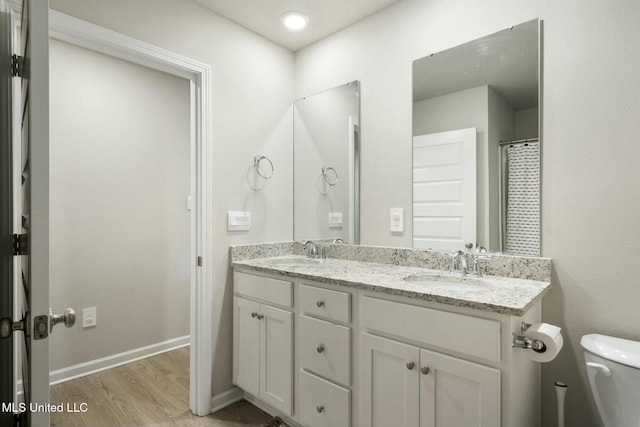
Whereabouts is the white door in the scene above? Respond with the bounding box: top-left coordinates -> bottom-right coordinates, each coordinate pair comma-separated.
360,333 -> 420,427
1,1 -> 55,425
260,304 -> 293,416
233,297 -> 260,397
419,348 -> 500,427
413,128 -> 476,251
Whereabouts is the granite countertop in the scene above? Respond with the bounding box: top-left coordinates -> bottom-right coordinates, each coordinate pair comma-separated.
231,255 -> 551,316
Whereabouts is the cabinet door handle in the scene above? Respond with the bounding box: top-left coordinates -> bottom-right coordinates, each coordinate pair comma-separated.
251,312 -> 258,318
257,314 -> 264,320
317,344 -> 325,353
316,300 -> 325,307
421,366 -> 430,375
316,405 -> 324,413
406,362 -> 415,370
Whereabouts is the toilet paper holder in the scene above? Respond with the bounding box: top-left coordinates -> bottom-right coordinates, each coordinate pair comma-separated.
513,322 -> 548,353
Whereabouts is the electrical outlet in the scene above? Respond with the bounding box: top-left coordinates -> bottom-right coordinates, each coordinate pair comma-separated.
83,307 -> 97,328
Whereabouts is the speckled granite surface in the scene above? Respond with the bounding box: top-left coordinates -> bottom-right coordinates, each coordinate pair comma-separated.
229,241 -> 551,281
230,243 -> 552,316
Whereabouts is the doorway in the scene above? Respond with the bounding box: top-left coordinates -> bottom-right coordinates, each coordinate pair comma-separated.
48,34 -> 192,390
5,7 -> 213,420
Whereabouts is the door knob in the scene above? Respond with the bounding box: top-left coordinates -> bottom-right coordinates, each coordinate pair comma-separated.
317,344 -> 325,353
406,362 -> 415,370
49,308 -> 76,332
0,317 -> 25,339
421,366 -> 431,375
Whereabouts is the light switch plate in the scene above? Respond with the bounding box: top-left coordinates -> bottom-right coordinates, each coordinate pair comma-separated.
390,208 -> 404,233
228,211 -> 251,231
329,212 -> 343,228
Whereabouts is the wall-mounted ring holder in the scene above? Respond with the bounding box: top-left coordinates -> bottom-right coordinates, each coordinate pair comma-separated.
321,166 -> 338,186
254,155 -> 274,180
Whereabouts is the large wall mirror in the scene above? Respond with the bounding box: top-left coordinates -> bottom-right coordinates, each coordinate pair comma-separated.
412,19 -> 541,256
293,81 -> 360,243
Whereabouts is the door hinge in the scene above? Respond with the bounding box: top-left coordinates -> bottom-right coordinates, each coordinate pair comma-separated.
197,256 -> 202,267
11,54 -> 25,78
12,233 -> 28,256
13,411 -> 25,426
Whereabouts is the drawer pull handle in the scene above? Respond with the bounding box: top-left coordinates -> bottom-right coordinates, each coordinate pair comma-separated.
421,366 -> 430,375
406,362 -> 415,370
316,405 -> 324,413
257,314 -> 264,320
251,312 -> 258,318
317,344 -> 325,353
316,300 -> 325,307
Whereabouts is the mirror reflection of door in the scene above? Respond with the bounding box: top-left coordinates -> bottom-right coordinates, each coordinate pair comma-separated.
412,128 -> 476,250
412,19 -> 540,255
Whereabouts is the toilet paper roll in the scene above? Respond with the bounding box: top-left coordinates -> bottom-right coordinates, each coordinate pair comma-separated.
525,323 -> 564,362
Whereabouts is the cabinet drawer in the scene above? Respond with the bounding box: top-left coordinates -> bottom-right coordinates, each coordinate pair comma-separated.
299,370 -> 351,427
234,272 -> 293,307
361,296 -> 501,362
299,315 -> 351,386
299,284 -> 351,323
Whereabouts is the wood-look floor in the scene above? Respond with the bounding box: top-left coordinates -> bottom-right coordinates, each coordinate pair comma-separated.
50,347 -> 275,427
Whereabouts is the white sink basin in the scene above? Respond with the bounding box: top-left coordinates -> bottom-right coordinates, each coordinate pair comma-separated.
267,257 -> 325,266
403,274 -> 488,290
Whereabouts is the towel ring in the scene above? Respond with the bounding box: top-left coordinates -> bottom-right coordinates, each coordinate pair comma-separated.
322,166 -> 338,186
254,155 -> 274,179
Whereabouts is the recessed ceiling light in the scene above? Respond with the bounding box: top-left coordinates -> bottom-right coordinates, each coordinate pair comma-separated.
280,10 -> 309,31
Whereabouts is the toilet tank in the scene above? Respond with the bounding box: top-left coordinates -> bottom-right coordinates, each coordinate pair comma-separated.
581,334 -> 640,427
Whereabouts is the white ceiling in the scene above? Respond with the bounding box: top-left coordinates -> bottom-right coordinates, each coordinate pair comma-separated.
413,20 -> 539,110
189,0 -> 401,51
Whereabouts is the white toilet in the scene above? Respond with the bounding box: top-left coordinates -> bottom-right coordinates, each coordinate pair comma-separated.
581,334 -> 640,427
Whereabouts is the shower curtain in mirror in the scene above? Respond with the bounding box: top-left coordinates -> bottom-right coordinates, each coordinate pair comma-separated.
505,142 -> 540,256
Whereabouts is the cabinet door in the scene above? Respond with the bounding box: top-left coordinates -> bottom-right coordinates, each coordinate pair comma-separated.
360,333 -> 420,427
420,348 -> 500,427
260,304 -> 294,416
233,297 -> 260,396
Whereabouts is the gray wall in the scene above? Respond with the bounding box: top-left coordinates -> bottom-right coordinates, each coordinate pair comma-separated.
295,0 -> 640,425
50,0 -> 295,397
49,39 -> 191,370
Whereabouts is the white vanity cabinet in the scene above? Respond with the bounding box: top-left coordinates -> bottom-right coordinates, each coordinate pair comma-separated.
360,332 -> 500,427
233,272 -> 294,416
358,293 -> 538,427
297,283 -> 353,427
232,269 -> 541,427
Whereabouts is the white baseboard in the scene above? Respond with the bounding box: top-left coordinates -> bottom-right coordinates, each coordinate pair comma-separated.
49,335 -> 190,385
210,387 -> 244,413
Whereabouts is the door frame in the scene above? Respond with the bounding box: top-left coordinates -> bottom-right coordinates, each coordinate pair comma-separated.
11,10 -> 213,416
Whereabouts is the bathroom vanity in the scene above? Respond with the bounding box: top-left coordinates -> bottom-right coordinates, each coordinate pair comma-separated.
231,243 -> 551,427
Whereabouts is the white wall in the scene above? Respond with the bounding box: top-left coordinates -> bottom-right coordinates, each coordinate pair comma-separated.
487,87 -> 515,251
295,0 -> 640,425
49,39 -> 191,370
50,0 -> 295,398
515,107 -> 539,139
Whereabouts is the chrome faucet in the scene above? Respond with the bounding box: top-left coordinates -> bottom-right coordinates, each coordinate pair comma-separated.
450,250 -> 468,275
332,238 -> 344,244
303,240 -> 325,259
449,245 -> 491,276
